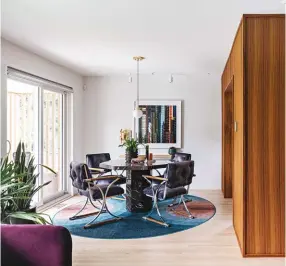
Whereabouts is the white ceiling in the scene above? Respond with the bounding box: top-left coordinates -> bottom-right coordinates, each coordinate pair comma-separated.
1,0 -> 284,76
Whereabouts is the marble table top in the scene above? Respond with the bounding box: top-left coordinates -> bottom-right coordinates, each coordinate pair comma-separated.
99,159 -> 170,171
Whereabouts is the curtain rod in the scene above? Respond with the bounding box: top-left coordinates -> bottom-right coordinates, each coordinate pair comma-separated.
7,66 -> 73,90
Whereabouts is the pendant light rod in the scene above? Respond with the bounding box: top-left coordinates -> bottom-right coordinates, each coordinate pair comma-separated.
133,56 -> 145,119
133,56 -> 145,107
137,58 -> 139,105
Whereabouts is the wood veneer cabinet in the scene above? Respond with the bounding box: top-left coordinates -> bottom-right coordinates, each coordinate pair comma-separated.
221,14 -> 285,257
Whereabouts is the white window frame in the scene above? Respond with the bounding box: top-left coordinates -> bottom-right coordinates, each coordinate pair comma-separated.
5,67 -> 73,206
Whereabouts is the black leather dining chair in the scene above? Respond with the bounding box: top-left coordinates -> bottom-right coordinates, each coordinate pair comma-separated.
152,152 -> 192,183
69,161 -> 125,229
142,160 -> 196,227
86,153 -> 126,186
86,153 -> 111,174
171,152 -> 193,204
172,152 -> 191,162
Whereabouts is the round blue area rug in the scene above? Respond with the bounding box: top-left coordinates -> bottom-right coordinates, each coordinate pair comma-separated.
53,195 -> 216,239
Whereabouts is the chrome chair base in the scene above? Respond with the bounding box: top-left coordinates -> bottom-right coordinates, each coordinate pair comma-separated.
84,217 -> 122,229
143,195 -> 195,227
168,196 -> 192,207
69,211 -> 104,221
142,216 -> 169,227
68,195 -> 123,229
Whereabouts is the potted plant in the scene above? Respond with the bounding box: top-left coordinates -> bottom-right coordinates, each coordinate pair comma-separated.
119,138 -> 144,163
1,141 -> 56,224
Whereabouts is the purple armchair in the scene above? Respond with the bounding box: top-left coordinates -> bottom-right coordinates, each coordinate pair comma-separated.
1,225 -> 72,266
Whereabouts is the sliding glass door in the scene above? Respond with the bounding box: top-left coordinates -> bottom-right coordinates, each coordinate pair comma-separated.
42,89 -> 65,202
7,78 -> 68,205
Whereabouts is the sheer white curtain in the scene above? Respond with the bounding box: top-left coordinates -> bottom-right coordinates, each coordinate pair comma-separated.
7,80 -> 37,158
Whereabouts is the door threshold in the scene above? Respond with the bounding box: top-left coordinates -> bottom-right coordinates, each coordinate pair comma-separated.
37,194 -> 72,212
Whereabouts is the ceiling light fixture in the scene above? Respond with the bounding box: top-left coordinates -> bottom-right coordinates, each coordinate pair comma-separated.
133,56 -> 145,119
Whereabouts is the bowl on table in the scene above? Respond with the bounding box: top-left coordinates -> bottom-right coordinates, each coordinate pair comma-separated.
137,155 -> 146,161
131,156 -> 145,164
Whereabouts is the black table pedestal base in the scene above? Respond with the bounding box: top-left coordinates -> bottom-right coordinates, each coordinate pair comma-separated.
126,169 -> 153,213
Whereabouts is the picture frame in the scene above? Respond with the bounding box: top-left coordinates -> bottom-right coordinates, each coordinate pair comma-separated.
133,100 -> 182,149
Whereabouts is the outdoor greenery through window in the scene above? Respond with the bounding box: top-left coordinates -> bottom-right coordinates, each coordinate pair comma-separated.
7,77 -> 67,205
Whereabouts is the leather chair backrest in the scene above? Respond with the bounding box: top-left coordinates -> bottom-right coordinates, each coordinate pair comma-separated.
173,152 -> 191,162
86,153 -> 111,168
69,162 -> 92,191
164,160 -> 195,189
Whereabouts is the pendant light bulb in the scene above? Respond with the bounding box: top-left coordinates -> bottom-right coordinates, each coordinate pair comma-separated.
133,106 -> 143,119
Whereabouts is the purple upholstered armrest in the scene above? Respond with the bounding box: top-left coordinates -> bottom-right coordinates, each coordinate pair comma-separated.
1,225 -> 72,266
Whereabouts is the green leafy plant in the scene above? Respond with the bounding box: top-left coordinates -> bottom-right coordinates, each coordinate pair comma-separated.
1,141 -> 56,224
118,138 -> 144,152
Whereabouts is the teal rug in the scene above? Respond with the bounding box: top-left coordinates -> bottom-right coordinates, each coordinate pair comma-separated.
53,195 -> 216,239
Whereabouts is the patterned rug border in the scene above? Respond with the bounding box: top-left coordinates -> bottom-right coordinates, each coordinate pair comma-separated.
53,195 -> 216,240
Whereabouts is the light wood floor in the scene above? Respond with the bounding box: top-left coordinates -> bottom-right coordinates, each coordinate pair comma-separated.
45,190 -> 285,266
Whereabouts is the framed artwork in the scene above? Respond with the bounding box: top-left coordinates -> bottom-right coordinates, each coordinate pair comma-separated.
134,100 -> 182,148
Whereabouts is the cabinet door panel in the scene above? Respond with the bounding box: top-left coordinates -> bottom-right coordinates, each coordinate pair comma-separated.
245,16 -> 285,256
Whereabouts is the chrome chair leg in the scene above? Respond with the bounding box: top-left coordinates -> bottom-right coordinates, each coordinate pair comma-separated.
69,198 -> 105,221
84,180 -> 123,229
142,182 -> 169,227
168,196 -> 178,208
89,198 -> 102,210
69,198 -> 88,220
154,198 -> 168,226
181,195 -> 195,219
51,198 -> 86,221
104,178 -> 124,220
84,199 -> 122,229
143,198 -> 169,227
183,185 -> 193,203
105,199 -> 122,220
84,196 -> 106,228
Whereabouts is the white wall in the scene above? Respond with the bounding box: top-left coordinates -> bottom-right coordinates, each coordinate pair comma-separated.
83,74 -> 221,189
1,38 -> 84,163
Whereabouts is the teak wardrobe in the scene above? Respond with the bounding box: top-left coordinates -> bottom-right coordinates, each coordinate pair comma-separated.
221,14 -> 285,257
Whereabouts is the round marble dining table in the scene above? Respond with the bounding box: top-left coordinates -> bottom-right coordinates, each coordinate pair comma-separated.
100,159 -> 169,212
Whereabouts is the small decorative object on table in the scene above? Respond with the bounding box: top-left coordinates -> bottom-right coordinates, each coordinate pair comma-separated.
168,146 -> 177,160
131,158 -> 145,164
119,137 -> 144,163
145,145 -> 149,161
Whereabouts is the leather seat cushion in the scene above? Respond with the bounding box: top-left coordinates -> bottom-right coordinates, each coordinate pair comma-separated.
143,185 -> 187,200
79,185 -> 124,200
90,169 -> 111,175
94,175 -> 126,186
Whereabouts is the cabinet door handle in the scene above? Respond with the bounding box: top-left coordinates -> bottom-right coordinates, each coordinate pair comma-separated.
234,121 -> 238,132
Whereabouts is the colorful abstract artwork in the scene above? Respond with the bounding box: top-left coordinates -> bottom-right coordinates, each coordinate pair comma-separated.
135,100 -> 181,148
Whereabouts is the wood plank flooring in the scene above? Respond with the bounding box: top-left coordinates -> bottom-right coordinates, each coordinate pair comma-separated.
45,190 -> 285,266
